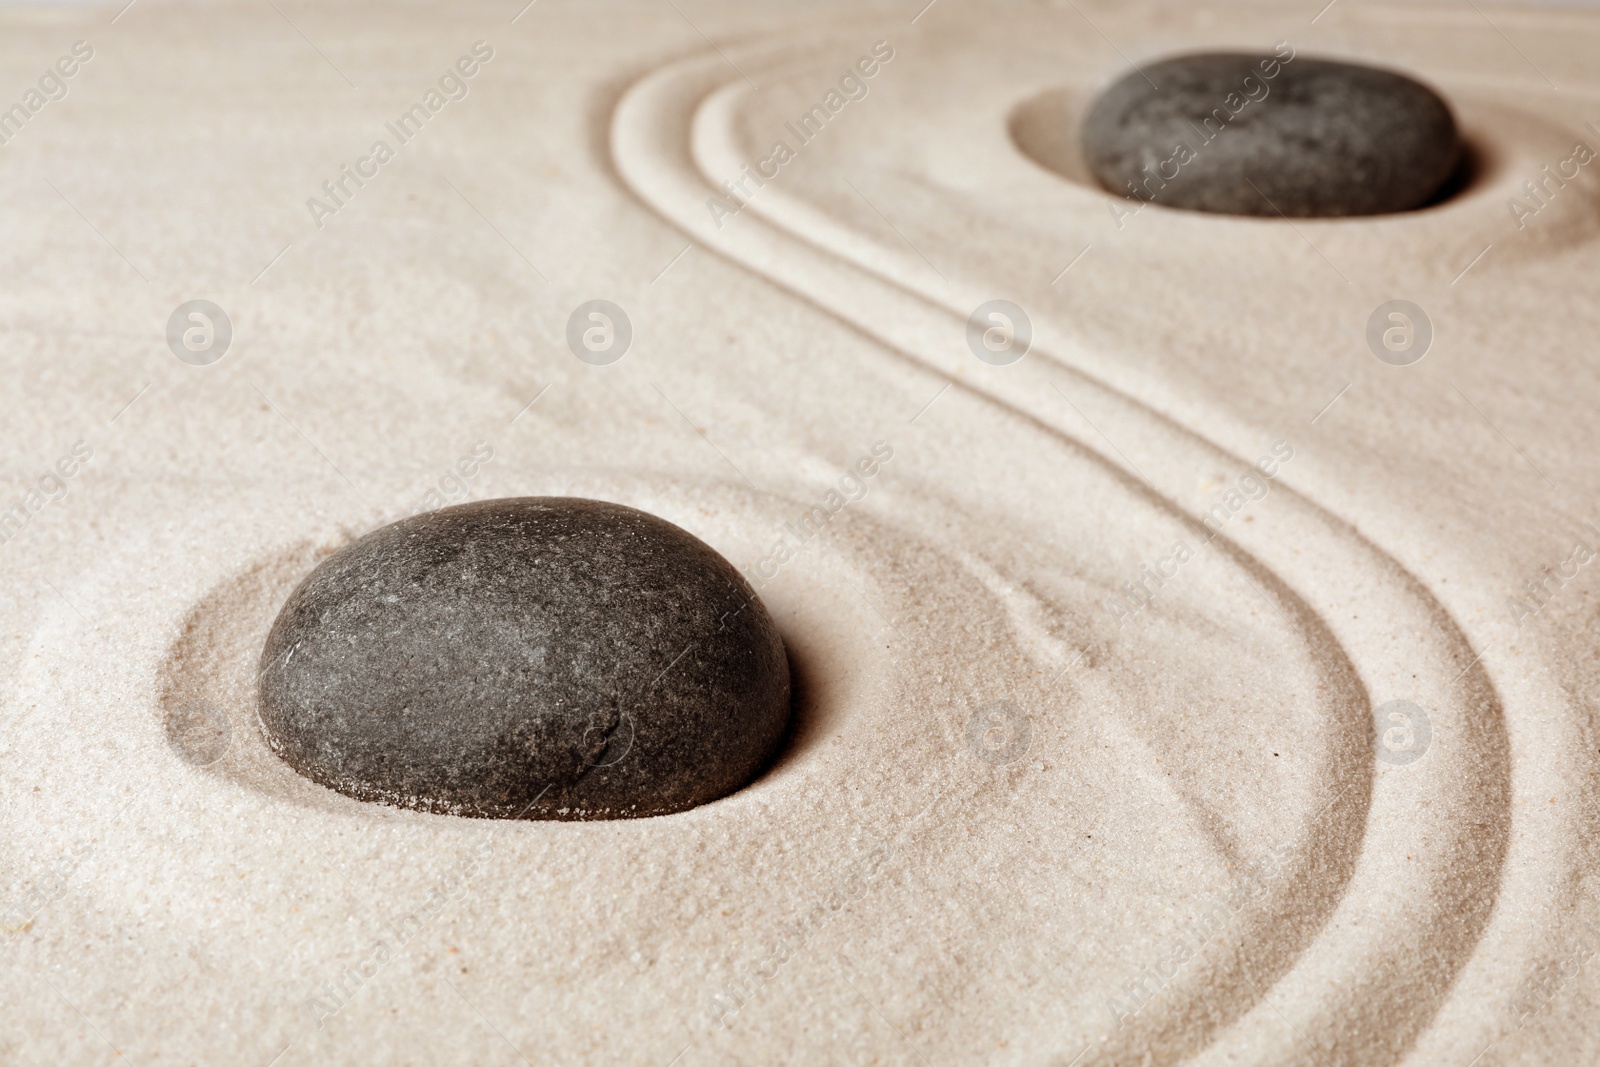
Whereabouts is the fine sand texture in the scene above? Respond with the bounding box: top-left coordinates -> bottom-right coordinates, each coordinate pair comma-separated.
2,1 -> 1599,1064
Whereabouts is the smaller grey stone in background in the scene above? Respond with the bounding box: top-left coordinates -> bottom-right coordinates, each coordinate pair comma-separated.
1081,52 -> 1463,217
166,698 -> 233,767
1366,300 -> 1433,366
1374,699 -> 1431,766
566,299 -> 631,365
967,699 -> 1032,764
166,300 -> 232,366
967,300 -> 1032,366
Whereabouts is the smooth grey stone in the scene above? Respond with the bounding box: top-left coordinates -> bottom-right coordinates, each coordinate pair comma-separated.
258,497 -> 790,820
1081,52 -> 1462,217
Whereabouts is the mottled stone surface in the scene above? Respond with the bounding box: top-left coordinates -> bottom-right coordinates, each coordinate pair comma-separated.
1081,52 -> 1462,217
258,498 -> 790,820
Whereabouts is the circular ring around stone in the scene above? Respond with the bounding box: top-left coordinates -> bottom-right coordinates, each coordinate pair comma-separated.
166,698 -> 233,767
1374,699 -> 1432,766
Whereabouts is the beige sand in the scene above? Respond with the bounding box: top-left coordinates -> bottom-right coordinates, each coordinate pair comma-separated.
0,0 -> 1597,1063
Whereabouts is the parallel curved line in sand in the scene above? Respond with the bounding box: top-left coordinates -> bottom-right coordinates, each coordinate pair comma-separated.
611,36 -> 1514,1065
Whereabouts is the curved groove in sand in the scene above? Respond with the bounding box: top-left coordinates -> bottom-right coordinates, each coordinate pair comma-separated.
610,34 -> 1513,1065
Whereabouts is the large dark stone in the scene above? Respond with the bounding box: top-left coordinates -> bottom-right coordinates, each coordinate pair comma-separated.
1080,51 -> 1462,217
258,498 -> 790,820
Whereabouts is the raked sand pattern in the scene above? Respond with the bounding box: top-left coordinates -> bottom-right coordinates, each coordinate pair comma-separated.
1,1 -> 1599,1064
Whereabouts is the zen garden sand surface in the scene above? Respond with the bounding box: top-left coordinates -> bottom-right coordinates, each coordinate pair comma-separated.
1,1 -> 1599,1064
